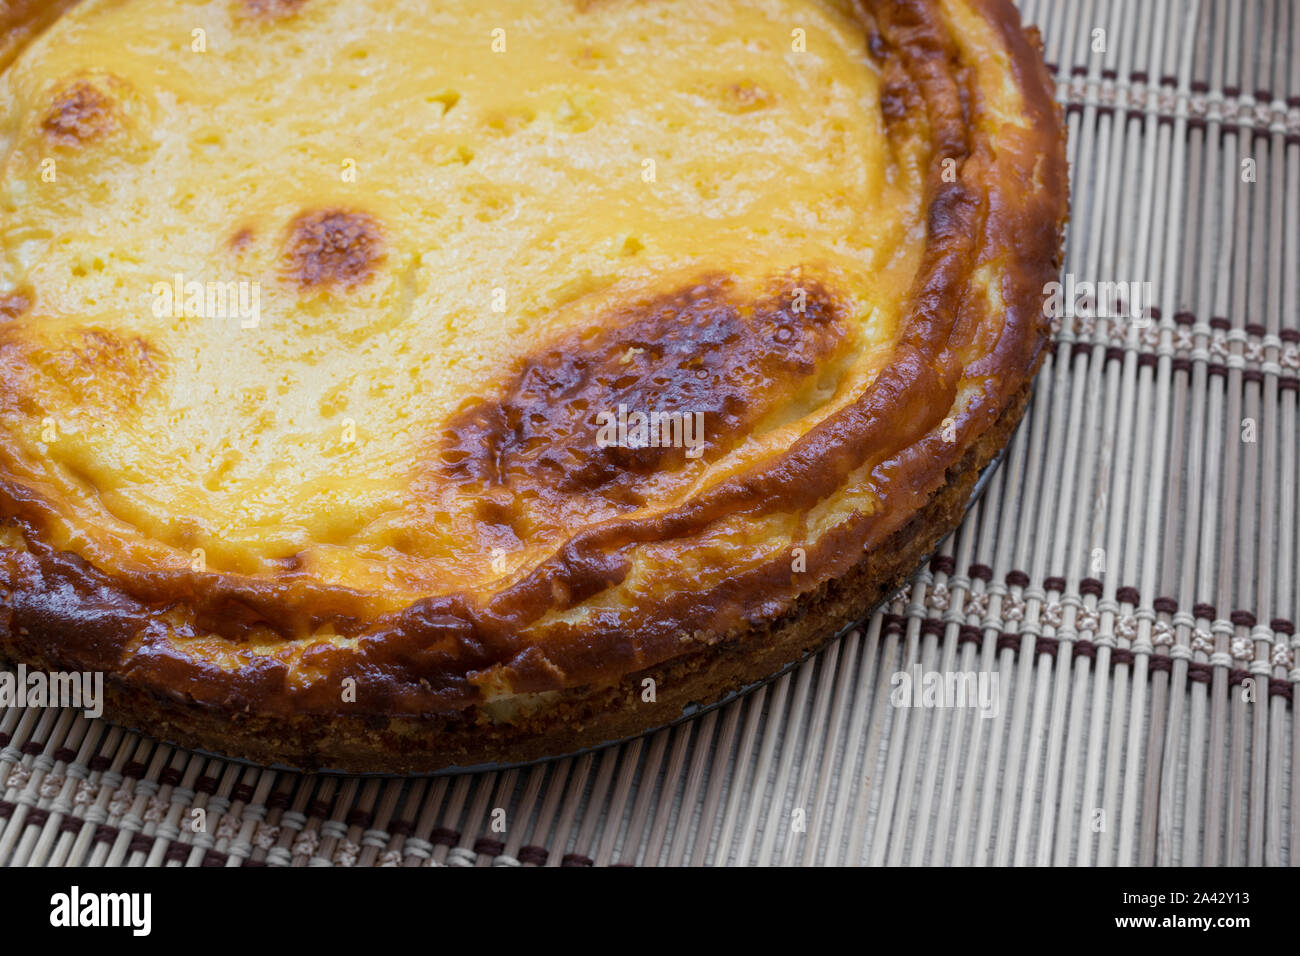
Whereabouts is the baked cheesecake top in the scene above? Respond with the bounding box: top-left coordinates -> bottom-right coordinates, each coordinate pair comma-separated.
0,0 -> 1066,714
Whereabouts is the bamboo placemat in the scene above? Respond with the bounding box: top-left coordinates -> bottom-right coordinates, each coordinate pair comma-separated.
2,0 -> 1297,867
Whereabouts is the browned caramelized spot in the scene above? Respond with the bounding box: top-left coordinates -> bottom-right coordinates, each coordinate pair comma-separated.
434,277 -> 848,522
229,227 -> 255,252
0,289 -> 32,321
283,210 -> 383,289
879,55 -> 921,125
866,29 -> 888,62
41,81 -> 114,145
240,0 -> 308,19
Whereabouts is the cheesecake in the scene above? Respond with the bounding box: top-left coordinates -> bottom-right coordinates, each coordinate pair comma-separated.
0,0 -> 1068,771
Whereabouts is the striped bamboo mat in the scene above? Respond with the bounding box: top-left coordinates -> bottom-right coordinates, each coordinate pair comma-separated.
2,0 -> 1297,867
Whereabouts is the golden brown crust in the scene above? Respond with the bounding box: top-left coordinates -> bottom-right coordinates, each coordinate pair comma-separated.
0,0 -> 1069,772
